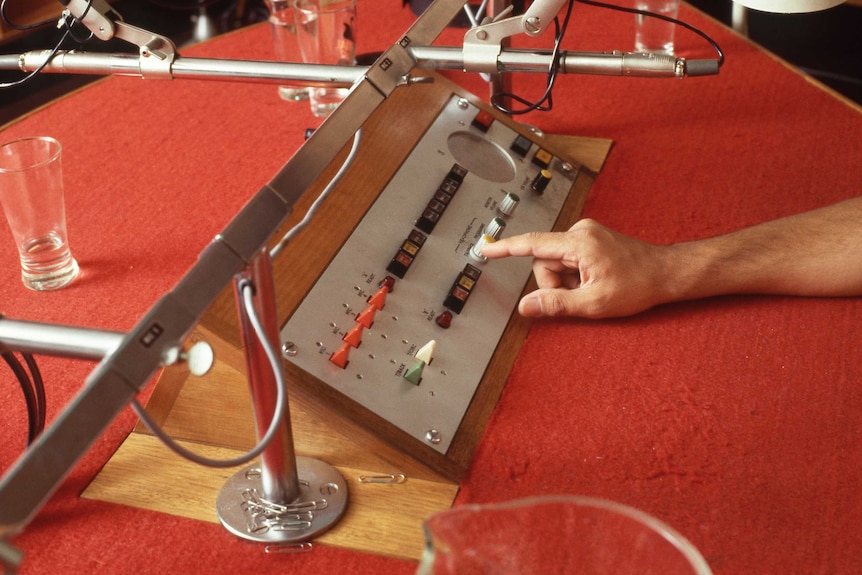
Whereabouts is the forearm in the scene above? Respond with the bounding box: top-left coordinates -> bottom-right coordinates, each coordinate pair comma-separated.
482,197 -> 862,319
663,197 -> 862,303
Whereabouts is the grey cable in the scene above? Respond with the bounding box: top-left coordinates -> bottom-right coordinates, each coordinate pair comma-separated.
270,128 -> 362,259
131,281 -> 287,468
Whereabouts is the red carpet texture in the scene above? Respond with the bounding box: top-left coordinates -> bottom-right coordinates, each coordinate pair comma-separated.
1,1 -> 860,573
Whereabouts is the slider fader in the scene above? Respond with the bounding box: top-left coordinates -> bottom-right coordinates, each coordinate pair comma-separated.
280,95 -> 577,454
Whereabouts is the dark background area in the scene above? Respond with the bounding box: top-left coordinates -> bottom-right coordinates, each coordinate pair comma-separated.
0,0 -> 860,126
689,0 -> 862,104
0,0 -> 269,124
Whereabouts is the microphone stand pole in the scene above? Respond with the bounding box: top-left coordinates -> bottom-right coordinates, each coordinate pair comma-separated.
216,247 -> 348,546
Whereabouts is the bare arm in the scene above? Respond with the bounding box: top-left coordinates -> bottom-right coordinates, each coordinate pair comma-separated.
481,197 -> 862,319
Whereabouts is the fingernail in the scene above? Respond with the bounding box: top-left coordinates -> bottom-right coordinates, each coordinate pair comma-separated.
520,296 -> 544,317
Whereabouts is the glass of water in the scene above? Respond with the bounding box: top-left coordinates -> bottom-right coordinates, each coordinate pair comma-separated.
267,0 -> 310,101
635,0 -> 680,55
295,0 -> 357,118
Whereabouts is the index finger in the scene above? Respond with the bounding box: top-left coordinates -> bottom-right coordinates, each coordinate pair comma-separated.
481,231 -> 572,260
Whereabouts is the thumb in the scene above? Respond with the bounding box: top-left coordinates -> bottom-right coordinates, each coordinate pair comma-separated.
519,289 -> 588,318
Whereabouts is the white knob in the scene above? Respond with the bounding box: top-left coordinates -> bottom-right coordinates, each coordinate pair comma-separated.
469,234 -> 494,263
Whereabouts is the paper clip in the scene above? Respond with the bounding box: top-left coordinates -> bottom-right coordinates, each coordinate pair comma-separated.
264,542 -> 314,554
358,473 -> 407,484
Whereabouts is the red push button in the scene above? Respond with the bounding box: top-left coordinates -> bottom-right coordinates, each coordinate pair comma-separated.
471,109 -> 495,132
436,310 -> 453,329
379,276 -> 396,292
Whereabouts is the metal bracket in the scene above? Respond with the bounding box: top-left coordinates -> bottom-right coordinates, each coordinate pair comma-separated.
462,11 -> 522,74
114,22 -> 177,80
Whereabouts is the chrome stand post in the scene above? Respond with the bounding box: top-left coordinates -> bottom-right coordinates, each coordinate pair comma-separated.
216,247 -> 347,544
488,0 -> 513,104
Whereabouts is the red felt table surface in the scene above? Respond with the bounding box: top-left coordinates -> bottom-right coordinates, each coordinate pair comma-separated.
1,1 -> 861,573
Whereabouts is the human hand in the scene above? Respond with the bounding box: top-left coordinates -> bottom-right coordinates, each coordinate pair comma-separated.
481,219 -> 671,318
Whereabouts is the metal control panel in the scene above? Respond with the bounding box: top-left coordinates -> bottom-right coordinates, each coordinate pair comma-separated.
280,95 -> 577,453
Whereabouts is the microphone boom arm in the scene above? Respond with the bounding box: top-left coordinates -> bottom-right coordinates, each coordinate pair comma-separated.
3,46 -> 714,84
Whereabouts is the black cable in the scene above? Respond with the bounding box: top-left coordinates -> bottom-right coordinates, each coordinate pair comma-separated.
490,0 -> 575,115
0,0 -> 97,89
54,0 -> 97,43
490,0 -> 724,115
2,351 -> 44,446
575,0 -> 725,67
65,20 -> 96,44
0,0 -> 58,30
22,353 -> 46,436
2,352 -> 36,442
0,27 -> 73,89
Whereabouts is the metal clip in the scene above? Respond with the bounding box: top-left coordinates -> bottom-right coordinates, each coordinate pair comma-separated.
267,519 -> 313,532
264,542 -> 314,554
358,473 -> 407,484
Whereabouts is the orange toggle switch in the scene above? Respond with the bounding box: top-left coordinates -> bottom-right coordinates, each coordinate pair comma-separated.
366,286 -> 389,311
355,306 -> 376,329
329,342 -> 351,369
343,323 -> 364,348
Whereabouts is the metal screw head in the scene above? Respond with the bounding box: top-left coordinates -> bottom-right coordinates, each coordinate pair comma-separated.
425,429 -> 442,445
282,342 -> 298,358
527,125 -> 545,138
320,483 -> 340,495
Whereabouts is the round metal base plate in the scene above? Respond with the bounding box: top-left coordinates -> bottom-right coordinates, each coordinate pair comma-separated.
216,456 -> 348,544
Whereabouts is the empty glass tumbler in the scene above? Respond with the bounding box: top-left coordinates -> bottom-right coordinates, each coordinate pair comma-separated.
0,136 -> 79,291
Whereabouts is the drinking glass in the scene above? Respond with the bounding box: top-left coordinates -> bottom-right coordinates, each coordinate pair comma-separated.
268,0 -> 310,101
295,0 -> 357,118
0,136 -> 79,291
635,0 -> 680,55
418,496 -> 712,574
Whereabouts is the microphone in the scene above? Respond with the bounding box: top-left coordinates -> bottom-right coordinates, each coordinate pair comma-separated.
560,51 -> 720,78
409,47 -> 719,79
